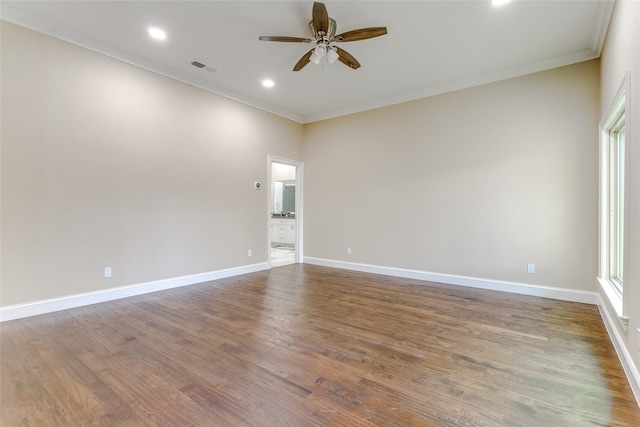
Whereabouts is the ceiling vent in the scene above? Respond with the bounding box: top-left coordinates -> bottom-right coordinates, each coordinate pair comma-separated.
190,61 -> 218,74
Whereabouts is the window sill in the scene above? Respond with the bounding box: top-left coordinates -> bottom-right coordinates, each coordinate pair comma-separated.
598,277 -> 628,332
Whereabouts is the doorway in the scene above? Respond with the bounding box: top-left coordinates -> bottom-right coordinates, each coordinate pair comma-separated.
268,156 -> 303,268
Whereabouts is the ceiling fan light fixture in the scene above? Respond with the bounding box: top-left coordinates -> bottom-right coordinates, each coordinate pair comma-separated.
310,52 -> 321,64
314,44 -> 327,57
327,48 -> 339,64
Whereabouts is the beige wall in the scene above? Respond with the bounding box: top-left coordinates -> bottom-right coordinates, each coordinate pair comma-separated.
600,0 -> 640,378
1,22 -> 303,306
303,60 -> 600,292
0,16 -> 615,318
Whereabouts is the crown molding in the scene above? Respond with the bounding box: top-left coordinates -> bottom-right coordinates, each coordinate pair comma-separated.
303,49 -> 599,123
2,2 -> 614,125
0,6 -> 305,124
590,0 -> 616,55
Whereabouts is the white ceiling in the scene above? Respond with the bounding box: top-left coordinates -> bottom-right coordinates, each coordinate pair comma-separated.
1,1 -> 614,123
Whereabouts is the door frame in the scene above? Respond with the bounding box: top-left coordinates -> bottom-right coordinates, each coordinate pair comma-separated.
267,155 -> 304,267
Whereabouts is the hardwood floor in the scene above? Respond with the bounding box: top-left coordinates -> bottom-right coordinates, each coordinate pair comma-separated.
1,264 -> 639,426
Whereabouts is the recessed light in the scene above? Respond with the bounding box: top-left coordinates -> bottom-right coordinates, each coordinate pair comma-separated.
148,27 -> 167,41
262,79 -> 275,88
492,0 -> 511,6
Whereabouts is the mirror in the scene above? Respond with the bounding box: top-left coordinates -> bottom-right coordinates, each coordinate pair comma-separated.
273,181 -> 295,214
272,163 -> 296,215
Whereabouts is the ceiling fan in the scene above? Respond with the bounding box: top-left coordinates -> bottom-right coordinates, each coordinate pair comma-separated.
259,2 -> 387,71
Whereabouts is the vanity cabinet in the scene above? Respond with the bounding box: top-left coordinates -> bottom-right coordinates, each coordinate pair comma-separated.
271,218 -> 296,246
270,220 -> 280,243
285,220 -> 296,244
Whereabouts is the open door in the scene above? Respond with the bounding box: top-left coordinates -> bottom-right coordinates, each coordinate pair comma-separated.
267,156 -> 303,268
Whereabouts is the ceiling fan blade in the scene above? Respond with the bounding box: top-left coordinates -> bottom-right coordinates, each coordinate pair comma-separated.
259,36 -> 312,43
293,48 -> 315,71
335,27 -> 388,42
335,47 -> 361,70
312,2 -> 329,35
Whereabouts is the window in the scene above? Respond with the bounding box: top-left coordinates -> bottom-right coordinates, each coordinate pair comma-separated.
608,120 -> 625,292
599,72 -> 630,326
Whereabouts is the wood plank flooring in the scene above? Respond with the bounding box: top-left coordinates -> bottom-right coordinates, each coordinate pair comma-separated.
1,264 -> 639,426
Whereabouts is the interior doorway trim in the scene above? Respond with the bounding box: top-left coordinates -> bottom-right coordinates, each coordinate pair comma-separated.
267,156 -> 304,268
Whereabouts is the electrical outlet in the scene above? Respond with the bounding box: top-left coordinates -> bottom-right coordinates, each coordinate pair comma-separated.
346,248 -> 352,256
104,267 -> 112,278
248,249 -> 252,257
527,264 -> 535,274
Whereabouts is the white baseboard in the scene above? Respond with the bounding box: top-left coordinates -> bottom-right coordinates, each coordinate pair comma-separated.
304,257 -> 600,304
0,262 -> 269,322
597,294 -> 640,406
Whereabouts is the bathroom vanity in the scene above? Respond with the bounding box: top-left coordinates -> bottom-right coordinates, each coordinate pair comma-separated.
270,217 -> 296,246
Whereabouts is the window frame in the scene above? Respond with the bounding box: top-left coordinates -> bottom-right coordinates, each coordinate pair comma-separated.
609,118 -> 625,293
598,71 -> 631,329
